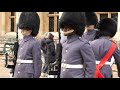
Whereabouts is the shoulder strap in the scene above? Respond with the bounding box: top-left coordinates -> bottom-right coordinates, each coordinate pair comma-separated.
97,42 -> 117,69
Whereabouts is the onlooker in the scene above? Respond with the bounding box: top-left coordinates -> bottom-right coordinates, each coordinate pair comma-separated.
41,32 -> 56,77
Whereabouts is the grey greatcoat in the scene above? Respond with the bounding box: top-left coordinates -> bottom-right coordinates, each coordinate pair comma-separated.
45,39 -> 56,63
60,34 -> 96,78
14,35 -> 42,78
90,36 -> 120,78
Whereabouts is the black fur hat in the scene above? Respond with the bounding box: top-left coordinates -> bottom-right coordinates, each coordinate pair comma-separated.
96,18 -> 117,38
59,12 -> 86,36
18,12 -> 40,37
85,12 -> 98,26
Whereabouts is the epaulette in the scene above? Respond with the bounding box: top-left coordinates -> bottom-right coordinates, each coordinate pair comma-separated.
78,37 -> 85,42
78,37 -> 90,44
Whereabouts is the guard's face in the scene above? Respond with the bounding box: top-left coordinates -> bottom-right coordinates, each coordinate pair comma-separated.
86,25 -> 95,31
62,26 -> 74,36
21,29 -> 32,37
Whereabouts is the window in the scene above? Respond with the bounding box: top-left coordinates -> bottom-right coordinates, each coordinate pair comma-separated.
48,12 -> 59,32
100,14 -> 108,21
111,13 -> 118,22
49,17 -> 54,32
49,12 -> 54,14
57,12 -> 59,32
57,16 -> 59,32
11,12 -> 15,32
96,12 -> 118,22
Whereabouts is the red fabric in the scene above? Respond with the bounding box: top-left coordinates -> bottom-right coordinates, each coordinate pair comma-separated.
95,42 -> 116,78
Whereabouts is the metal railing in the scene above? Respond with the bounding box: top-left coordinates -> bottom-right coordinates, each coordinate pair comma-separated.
0,36 -> 16,54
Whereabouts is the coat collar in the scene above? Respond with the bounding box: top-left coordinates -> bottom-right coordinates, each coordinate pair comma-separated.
23,35 -> 34,42
86,30 -> 96,35
67,34 -> 80,43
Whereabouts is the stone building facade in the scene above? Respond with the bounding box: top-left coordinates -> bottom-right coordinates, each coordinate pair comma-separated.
0,12 -> 119,43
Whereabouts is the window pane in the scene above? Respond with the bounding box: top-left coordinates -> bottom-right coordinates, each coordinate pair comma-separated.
57,16 -> 59,32
11,12 -> 14,16
11,12 -> 15,32
111,13 -> 118,22
49,17 -> 54,32
100,14 -> 108,21
49,12 -> 54,14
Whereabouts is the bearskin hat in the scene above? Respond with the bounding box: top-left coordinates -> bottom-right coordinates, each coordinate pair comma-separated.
59,12 -> 86,36
85,12 -> 98,26
96,18 -> 117,38
18,12 -> 40,37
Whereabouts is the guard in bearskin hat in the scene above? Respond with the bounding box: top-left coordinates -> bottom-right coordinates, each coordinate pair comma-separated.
59,12 -> 96,78
82,12 -> 98,41
90,18 -> 120,78
13,12 -> 42,78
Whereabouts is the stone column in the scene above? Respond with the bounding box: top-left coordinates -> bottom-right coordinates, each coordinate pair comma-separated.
113,12 -> 120,49
59,12 -> 63,19
15,12 -> 23,39
0,12 -> 5,36
16,12 -> 21,24
117,12 -> 120,34
36,12 -> 44,38
117,12 -> 120,49
114,12 -> 120,39
59,12 -> 63,32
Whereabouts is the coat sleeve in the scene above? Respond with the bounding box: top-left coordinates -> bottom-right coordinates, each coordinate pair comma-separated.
55,43 -> 62,62
50,42 -> 55,56
113,47 -> 120,77
32,41 -> 42,78
40,38 -> 46,53
80,42 -> 96,78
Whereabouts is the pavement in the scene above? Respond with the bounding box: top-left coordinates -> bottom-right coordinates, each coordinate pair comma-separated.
0,55 -> 11,78
112,64 -> 119,78
0,55 -> 119,78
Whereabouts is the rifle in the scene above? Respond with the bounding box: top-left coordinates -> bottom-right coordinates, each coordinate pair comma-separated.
5,25 -> 19,77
